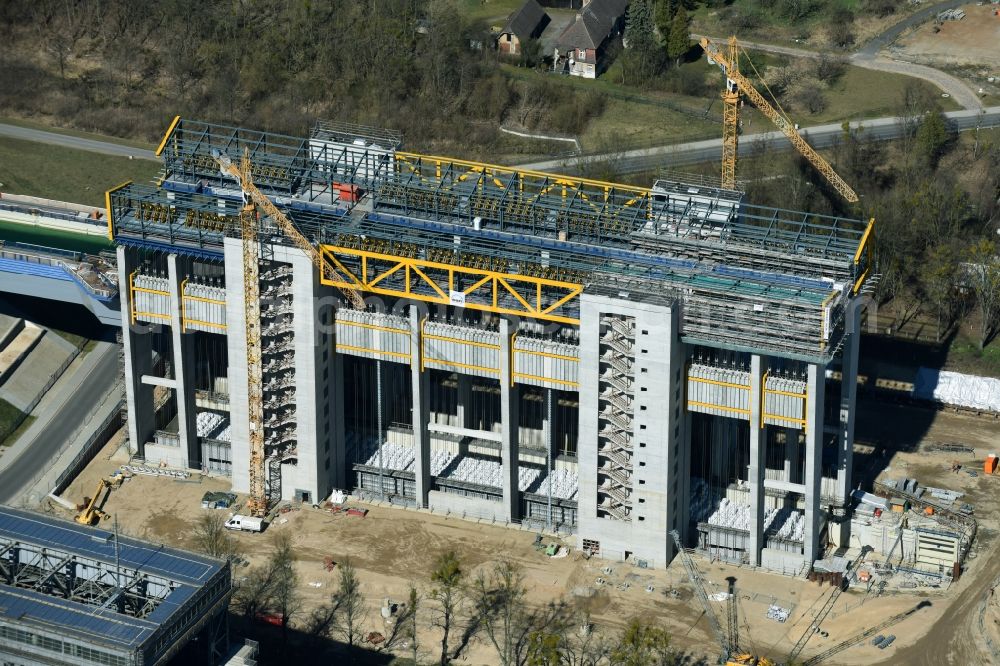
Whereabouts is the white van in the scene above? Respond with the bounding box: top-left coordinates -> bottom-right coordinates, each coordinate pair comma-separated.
224,514 -> 264,532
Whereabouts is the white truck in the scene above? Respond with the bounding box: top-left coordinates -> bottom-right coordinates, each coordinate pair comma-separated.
224,514 -> 264,532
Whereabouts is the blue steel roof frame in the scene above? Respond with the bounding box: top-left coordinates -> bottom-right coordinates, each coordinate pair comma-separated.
0,507 -> 222,585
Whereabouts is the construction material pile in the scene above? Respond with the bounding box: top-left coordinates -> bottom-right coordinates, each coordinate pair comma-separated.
196,411 -> 229,439
705,498 -> 806,541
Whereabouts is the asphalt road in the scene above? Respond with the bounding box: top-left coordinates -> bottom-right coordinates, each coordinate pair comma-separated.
0,343 -> 119,503
0,123 -> 157,161
519,106 -> 1000,175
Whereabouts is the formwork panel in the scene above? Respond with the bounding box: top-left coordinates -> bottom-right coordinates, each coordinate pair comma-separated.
335,309 -> 412,364
422,321 -> 500,379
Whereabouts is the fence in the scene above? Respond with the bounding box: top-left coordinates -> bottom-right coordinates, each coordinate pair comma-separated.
52,397 -> 125,494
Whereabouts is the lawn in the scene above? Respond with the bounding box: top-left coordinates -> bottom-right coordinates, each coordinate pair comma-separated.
0,136 -> 161,207
457,0 -> 524,24
0,398 -> 28,445
945,334 -> 1000,379
735,64 -> 962,133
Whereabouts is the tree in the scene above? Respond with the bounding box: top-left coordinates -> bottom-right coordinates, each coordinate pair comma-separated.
471,558 -> 571,666
828,7 -> 855,48
191,512 -> 241,561
922,242 -> 961,341
608,618 -> 674,666
332,559 -> 366,647
915,109 -> 953,170
653,0 -> 674,48
666,5 -> 690,67
408,585 -> 420,666
430,551 -> 464,665
967,240 -> 1000,350
269,532 -> 300,641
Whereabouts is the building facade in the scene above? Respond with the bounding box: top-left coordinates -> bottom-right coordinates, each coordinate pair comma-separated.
110,118 -> 873,571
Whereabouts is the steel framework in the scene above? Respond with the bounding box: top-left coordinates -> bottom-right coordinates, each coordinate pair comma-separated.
109,118 -> 877,362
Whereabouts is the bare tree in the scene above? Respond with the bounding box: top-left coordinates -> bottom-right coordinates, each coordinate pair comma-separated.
967,240 -> 1000,349
409,585 -> 420,665
192,512 -> 241,561
562,613 -> 611,666
332,559 -> 366,647
430,551 -> 464,665
471,558 -> 572,666
269,532 -> 300,642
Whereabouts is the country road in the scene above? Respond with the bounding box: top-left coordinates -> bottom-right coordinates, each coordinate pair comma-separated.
0,123 -> 158,161
518,106 -> 1000,175
696,0 -> 984,110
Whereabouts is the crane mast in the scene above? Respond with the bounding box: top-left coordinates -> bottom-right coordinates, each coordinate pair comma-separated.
214,149 -> 365,517
701,36 -> 860,204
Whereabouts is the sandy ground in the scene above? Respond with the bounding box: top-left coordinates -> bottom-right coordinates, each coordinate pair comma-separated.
896,4 -> 1000,66
50,402 -> 1000,665
893,3 -> 1000,99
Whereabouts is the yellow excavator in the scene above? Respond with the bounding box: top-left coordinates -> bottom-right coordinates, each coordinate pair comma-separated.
75,477 -> 119,525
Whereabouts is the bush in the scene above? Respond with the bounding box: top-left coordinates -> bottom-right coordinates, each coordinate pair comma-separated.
814,55 -> 847,83
799,84 -> 827,114
862,0 -> 898,18
777,0 -> 821,22
828,8 -> 855,48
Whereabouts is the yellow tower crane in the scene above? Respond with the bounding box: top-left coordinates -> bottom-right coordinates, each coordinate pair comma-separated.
701,36 -> 859,204
213,149 -> 365,517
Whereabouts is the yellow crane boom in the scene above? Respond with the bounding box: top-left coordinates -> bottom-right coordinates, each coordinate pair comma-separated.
212,149 -> 365,517
701,37 -> 859,204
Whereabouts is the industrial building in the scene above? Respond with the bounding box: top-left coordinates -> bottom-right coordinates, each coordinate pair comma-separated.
110,117 -> 874,571
0,505 -> 231,666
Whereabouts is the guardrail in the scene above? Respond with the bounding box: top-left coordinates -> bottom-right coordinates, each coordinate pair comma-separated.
0,201 -> 104,227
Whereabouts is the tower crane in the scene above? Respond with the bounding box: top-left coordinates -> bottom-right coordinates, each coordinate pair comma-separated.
700,36 -> 860,204
213,149 -> 365,517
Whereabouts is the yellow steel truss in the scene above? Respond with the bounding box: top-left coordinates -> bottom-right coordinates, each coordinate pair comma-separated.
393,152 -> 653,219
319,245 -> 583,325
852,218 -> 875,294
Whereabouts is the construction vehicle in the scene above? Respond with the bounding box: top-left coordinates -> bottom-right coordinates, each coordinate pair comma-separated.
700,36 -> 859,203
212,149 -> 365,518
224,514 -> 265,532
669,531 -> 776,666
75,479 -> 113,525
786,546 -> 871,663
798,601 -> 929,665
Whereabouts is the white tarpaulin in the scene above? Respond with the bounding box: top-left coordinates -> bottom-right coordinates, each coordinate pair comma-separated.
913,368 -> 1000,412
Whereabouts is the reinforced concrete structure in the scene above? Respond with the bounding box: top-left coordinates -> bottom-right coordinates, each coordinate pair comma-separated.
0,506 -> 231,666
110,117 -> 874,570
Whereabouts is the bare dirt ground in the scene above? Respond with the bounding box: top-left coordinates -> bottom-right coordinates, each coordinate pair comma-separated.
49,403 -> 1000,665
893,4 -> 1000,100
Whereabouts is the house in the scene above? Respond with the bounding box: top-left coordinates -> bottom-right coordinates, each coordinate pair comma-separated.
554,0 -> 629,78
498,0 -> 551,57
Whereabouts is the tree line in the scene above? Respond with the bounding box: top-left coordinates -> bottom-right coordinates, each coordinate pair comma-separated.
736,83 -> 1000,350
194,513 -> 691,665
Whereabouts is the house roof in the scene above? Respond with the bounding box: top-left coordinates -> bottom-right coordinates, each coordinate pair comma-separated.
556,0 -> 629,51
501,0 -> 550,39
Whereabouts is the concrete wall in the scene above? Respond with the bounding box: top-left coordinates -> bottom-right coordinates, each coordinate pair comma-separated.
576,291 -> 684,568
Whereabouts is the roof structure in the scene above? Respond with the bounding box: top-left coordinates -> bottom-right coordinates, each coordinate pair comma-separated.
501,0 -> 550,39
556,0 -> 628,51
0,506 -> 229,659
109,117 -> 876,362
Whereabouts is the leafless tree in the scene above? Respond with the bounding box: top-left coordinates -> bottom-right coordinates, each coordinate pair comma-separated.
967,240 -> 1000,349
332,559 -> 366,647
191,512 -> 241,561
471,557 -> 572,666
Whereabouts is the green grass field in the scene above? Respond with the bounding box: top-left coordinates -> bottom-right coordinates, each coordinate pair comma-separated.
0,398 -> 28,446
0,136 -> 160,207
457,0 -> 523,24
